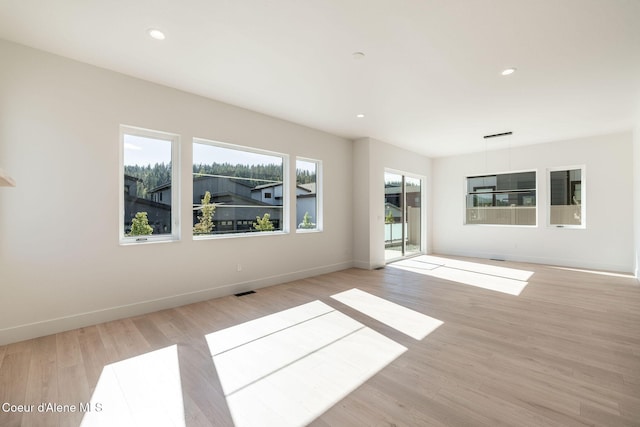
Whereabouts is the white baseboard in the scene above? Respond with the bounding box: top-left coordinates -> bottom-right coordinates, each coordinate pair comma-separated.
352,259 -> 373,270
0,261 -> 354,346
432,247 -> 634,274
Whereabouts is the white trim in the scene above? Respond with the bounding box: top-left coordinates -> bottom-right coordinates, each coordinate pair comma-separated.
193,230 -> 288,241
193,137 -> 289,161
0,168 -> 16,187
0,260 -> 354,346
296,229 -> 322,235
119,125 -> 181,245
546,165 -> 586,229
431,247 -> 632,275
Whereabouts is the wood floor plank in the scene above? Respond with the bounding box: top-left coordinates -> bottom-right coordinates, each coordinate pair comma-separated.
76,325 -> 113,395
56,364 -> 89,427
0,344 -> 6,370
0,255 -> 638,426
177,342 -> 234,427
0,340 -> 34,427
96,318 -> 151,361
22,335 -> 59,427
55,329 -> 90,427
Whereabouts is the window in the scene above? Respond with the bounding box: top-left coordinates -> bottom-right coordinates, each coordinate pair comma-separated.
465,171 -> 536,226
548,167 -> 585,228
296,158 -> 321,231
193,139 -> 287,237
120,126 -> 180,243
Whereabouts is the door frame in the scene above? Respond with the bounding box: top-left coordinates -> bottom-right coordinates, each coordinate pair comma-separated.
384,168 -> 426,263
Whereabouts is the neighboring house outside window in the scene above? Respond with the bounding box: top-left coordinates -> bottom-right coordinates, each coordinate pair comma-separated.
465,171 -> 537,226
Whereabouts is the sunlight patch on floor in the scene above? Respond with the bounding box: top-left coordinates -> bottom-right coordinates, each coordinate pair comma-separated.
413,255 -> 534,281
81,345 -> 185,427
331,288 -> 443,340
388,256 -> 532,296
206,300 -> 333,355
549,266 -> 636,279
386,257 -> 441,272
205,301 -> 407,427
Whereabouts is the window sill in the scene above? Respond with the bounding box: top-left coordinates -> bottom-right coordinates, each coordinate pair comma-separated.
120,236 -> 179,245
296,228 -> 322,234
463,223 -> 538,228
193,230 -> 289,241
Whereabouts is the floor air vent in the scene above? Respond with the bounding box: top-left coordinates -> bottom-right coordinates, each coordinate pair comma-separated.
234,290 -> 256,297
483,131 -> 513,139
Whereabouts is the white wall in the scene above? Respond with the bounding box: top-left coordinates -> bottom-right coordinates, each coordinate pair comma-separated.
0,40 -> 353,344
352,137 -> 432,269
634,117 -> 640,278
352,138 -> 372,268
432,132 -> 635,273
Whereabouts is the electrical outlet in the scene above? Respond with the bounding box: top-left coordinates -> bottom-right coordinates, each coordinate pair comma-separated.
237,263 -> 242,272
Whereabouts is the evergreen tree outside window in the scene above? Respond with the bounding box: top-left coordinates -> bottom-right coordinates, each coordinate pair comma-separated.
299,212 -> 316,229
193,191 -> 216,235
129,212 -> 154,236
253,213 -> 275,231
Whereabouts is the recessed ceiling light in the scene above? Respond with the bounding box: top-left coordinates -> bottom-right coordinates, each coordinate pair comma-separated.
356,113 -> 365,118
352,52 -> 365,60
147,29 -> 166,40
501,67 -> 516,76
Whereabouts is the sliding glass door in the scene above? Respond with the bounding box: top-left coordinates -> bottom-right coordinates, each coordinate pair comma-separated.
384,173 -> 403,261
405,176 -> 422,257
384,172 -> 422,262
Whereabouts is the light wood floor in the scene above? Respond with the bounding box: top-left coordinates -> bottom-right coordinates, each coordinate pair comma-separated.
1,255 -> 639,427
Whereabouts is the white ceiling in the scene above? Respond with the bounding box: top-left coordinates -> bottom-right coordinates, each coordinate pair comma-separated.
1,0 -> 639,157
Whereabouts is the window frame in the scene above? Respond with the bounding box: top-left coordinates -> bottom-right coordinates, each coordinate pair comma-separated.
119,125 -> 181,245
464,169 -> 538,227
192,137 -> 289,239
547,165 -> 586,229
295,157 -> 323,233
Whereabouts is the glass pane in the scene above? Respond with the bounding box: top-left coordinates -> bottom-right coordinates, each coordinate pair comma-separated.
550,169 -> 582,226
296,159 -> 318,230
467,176 -> 496,193
496,171 -> 536,191
384,173 -> 403,262
405,177 -> 421,257
466,171 -> 537,226
193,141 -> 284,235
123,134 -> 172,237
